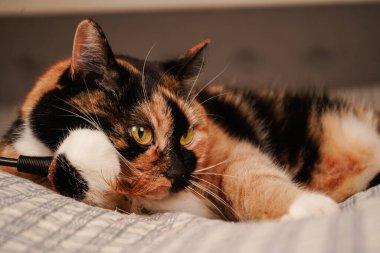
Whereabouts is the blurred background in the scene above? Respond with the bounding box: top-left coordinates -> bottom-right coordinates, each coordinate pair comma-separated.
0,0 -> 380,135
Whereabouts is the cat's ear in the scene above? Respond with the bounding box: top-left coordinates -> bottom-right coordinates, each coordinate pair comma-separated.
70,19 -> 119,90
163,40 -> 210,83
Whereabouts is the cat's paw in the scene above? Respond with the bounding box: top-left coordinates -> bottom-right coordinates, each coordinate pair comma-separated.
48,129 -> 122,208
282,192 -> 339,220
48,154 -> 89,200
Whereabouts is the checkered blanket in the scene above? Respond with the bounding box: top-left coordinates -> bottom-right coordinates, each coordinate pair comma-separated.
0,170 -> 379,253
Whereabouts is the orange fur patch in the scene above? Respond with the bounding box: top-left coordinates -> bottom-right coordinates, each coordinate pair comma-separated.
116,58 -> 140,75
179,39 -> 210,59
21,59 -> 70,119
310,111 -> 380,201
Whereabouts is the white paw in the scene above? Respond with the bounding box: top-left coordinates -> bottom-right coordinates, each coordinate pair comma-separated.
283,192 -> 339,220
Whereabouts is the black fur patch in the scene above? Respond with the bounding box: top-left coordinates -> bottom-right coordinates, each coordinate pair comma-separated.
165,96 -> 189,140
368,173 -> 380,189
198,89 -> 323,184
52,154 -> 89,200
164,96 -> 197,192
119,140 -> 149,161
197,89 -> 260,145
169,148 -> 197,192
30,63 -> 152,151
292,95 -> 344,183
30,82 -> 91,150
267,94 -> 319,184
116,54 -> 164,87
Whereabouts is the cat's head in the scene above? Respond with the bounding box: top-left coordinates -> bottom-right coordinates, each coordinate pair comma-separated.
65,19 -> 210,200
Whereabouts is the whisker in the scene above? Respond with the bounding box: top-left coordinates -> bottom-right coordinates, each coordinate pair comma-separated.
101,146 -> 138,176
190,180 -> 239,219
198,92 -> 229,105
55,103 -> 139,178
192,172 -> 237,178
156,62 -> 183,85
115,206 -> 131,215
141,42 -> 157,115
186,185 -> 228,220
185,49 -> 206,105
196,159 -> 231,172
115,151 -> 139,173
83,81 -> 103,129
100,167 -> 115,189
53,96 -> 102,131
197,113 -> 224,120
191,175 -> 227,196
190,64 -> 229,105
53,106 -> 101,131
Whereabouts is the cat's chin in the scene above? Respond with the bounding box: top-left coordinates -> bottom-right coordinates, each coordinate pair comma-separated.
139,186 -> 171,200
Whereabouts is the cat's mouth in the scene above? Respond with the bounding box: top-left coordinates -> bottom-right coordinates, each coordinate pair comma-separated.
141,175 -> 190,199
142,185 -> 172,200
114,162 -> 193,199
169,174 -> 191,193
114,174 -> 173,200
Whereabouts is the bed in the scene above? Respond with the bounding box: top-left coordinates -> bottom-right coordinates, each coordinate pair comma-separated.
0,169 -> 379,253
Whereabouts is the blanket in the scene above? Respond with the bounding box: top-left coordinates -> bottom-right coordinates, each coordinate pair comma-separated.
0,170 -> 379,253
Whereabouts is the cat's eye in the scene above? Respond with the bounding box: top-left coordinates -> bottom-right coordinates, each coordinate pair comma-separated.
130,126 -> 153,145
180,127 -> 194,146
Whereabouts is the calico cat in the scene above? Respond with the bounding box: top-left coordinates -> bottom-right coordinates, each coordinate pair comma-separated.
1,18 -> 379,221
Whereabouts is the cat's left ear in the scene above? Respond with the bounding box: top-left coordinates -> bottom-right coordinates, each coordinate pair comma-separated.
163,40 -> 210,83
70,19 -> 120,90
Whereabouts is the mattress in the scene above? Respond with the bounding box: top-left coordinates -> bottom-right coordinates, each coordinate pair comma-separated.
0,169 -> 379,253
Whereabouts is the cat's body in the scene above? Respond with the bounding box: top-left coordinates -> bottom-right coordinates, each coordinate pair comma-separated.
1,19 -> 379,221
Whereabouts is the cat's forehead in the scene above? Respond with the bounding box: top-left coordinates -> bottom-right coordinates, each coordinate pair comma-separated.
127,88 -> 196,149
139,88 -> 197,128
116,56 -> 172,86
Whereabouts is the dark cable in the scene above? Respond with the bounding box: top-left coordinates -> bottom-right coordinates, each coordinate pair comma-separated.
0,156 -> 52,177
0,157 -> 18,167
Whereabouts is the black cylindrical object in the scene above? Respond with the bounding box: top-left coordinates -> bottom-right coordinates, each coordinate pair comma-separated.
0,157 -> 18,167
17,155 -> 52,177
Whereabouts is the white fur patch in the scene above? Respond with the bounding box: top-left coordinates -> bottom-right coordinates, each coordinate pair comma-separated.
13,123 -> 52,156
283,192 -> 339,220
337,113 -> 380,188
56,129 -> 121,207
325,113 -> 380,155
320,112 -> 380,196
141,191 -> 218,219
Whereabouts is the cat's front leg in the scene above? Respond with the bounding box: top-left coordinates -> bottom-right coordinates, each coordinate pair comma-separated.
221,143 -> 339,221
48,128 -> 126,210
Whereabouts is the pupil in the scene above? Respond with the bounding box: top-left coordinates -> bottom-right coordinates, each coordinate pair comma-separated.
183,132 -> 188,139
138,128 -> 144,138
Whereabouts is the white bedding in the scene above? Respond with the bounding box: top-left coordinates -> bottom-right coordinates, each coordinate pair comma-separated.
0,170 -> 379,253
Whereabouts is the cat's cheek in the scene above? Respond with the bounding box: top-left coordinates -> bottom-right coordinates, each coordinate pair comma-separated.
282,192 -> 340,220
188,131 -> 208,164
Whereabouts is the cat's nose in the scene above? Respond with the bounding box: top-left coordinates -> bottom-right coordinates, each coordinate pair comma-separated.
164,157 -> 186,180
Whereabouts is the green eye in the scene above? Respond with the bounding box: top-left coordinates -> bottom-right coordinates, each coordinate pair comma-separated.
131,126 -> 153,145
180,127 -> 194,146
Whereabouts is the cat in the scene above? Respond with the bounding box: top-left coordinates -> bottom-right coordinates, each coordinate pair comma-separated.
1,18 -> 379,221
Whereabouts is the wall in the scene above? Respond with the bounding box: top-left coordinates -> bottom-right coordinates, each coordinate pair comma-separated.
0,3 -> 380,135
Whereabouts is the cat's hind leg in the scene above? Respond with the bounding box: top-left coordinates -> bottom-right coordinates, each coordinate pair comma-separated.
309,110 -> 380,202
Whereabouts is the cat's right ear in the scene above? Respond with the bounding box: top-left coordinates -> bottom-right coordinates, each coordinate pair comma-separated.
70,19 -> 119,90
162,40 -> 210,84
